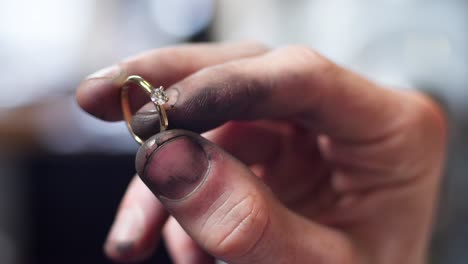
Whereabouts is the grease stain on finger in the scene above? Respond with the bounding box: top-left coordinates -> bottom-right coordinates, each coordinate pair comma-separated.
105,206 -> 145,258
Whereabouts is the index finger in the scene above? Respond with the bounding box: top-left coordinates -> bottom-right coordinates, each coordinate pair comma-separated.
76,42 -> 268,121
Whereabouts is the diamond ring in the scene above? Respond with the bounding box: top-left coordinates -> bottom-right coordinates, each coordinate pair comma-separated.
121,75 -> 169,144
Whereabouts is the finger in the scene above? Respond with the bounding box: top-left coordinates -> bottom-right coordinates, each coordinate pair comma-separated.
131,109 -> 285,166
202,121 -> 286,166
163,217 -> 215,264
104,176 -> 169,262
135,130 -> 357,263
137,45 -> 409,142
76,41 -> 268,121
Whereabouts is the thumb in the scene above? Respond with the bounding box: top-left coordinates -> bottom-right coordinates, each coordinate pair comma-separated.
136,130 -> 355,264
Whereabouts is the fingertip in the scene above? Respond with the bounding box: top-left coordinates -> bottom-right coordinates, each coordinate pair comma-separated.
103,210 -> 160,263
76,66 -> 127,121
135,130 -> 273,262
130,110 -> 162,141
103,206 -> 145,263
103,176 -> 169,263
104,240 -> 132,263
104,241 -> 153,264
104,239 -> 138,263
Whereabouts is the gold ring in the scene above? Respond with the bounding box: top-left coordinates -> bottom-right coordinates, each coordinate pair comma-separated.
121,75 -> 169,145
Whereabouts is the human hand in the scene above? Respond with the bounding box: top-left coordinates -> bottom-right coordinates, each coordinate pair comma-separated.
76,42 -> 447,264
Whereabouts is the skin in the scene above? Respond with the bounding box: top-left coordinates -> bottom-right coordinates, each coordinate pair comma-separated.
76,42 -> 447,264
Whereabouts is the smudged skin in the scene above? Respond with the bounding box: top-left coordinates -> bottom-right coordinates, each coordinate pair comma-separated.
76,42 -> 447,264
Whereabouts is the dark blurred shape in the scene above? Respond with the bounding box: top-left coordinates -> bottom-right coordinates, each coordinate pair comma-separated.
25,153 -> 171,264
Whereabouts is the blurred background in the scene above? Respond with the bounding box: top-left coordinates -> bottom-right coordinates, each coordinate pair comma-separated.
0,0 -> 467,263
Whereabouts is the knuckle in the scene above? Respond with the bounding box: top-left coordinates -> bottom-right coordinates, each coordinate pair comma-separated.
238,40 -> 270,52
276,45 -> 335,78
202,193 -> 270,259
395,91 -> 448,176
282,45 -> 328,64
406,91 -> 447,141
283,45 -> 320,58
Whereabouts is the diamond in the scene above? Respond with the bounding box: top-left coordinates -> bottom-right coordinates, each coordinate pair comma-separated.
150,86 -> 169,105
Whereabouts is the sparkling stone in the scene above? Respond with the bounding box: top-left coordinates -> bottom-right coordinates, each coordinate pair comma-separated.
150,86 -> 169,105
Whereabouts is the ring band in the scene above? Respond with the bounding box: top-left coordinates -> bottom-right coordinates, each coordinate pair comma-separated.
121,75 -> 169,145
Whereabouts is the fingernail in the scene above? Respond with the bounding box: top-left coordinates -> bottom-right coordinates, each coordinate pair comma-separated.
139,136 -> 209,200
105,206 -> 145,257
86,65 -> 121,80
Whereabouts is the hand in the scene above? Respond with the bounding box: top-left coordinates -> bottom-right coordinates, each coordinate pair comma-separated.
76,42 -> 447,264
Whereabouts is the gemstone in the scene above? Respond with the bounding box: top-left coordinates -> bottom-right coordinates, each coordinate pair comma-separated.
150,86 -> 169,105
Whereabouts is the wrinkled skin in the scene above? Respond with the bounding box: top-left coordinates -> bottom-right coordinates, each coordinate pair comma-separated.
76,42 -> 447,264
